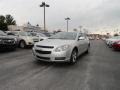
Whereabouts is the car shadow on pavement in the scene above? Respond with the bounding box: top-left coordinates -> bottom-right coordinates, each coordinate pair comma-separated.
0,49 -> 16,53
33,60 -> 53,66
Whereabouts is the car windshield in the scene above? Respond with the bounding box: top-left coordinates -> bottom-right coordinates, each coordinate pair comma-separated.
38,33 -> 47,37
42,33 -> 51,37
0,30 -> 6,36
49,32 -> 77,40
27,32 -> 33,36
19,32 -> 32,36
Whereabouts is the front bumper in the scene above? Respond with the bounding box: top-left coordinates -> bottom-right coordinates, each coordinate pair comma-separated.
112,44 -> 120,50
32,48 -> 71,62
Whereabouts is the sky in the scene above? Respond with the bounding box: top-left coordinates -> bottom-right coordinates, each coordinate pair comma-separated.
0,0 -> 120,34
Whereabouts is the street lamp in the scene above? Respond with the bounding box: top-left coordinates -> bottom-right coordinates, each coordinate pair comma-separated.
40,2 -> 50,31
65,17 -> 70,32
79,26 -> 82,33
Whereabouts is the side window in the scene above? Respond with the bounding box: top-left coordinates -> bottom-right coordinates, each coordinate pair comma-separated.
78,33 -> 87,40
78,33 -> 82,38
79,33 -> 84,38
19,32 -> 26,36
7,33 -> 15,35
12,32 -> 19,36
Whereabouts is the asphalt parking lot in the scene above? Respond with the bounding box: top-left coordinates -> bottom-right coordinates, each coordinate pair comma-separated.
0,40 -> 120,90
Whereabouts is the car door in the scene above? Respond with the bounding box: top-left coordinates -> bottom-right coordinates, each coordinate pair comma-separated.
77,33 -> 86,55
84,35 -> 89,52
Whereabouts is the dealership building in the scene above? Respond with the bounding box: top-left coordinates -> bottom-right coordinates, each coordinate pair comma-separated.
8,23 -> 43,32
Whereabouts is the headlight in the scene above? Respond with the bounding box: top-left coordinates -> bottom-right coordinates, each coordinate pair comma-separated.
54,45 -> 70,52
14,38 -> 17,42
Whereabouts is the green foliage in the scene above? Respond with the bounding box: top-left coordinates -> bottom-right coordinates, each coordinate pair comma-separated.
0,14 -> 16,31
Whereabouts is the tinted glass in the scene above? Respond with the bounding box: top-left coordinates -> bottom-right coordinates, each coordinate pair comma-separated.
19,32 -> 27,36
38,33 -> 47,37
49,32 -> 77,40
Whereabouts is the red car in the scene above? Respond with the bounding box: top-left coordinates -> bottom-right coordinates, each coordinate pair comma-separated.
112,41 -> 120,50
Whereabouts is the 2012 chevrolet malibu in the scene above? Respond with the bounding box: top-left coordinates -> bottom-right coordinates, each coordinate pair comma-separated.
32,32 -> 90,64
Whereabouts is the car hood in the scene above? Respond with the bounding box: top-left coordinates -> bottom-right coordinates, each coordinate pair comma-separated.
0,35 -> 15,39
35,39 -> 75,47
28,36 -> 39,40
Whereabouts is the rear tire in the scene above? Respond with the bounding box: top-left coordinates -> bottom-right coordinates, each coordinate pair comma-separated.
70,49 -> 78,64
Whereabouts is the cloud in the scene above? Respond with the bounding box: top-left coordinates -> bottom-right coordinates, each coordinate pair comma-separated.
0,0 -> 120,33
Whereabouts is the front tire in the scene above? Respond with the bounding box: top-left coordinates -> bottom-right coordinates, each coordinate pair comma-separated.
85,43 -> 90,53
70,49 -> 78,64
19,41 -> 26,48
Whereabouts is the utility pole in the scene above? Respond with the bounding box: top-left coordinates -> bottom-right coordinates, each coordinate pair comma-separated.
40,2 -> 50,31
79,26 -> 82,33
65,17 -> 70,32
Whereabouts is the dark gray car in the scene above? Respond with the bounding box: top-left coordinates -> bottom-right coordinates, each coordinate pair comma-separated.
0,30 -> 17,51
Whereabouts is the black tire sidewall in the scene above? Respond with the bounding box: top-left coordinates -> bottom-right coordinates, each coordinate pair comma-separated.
20,41 -> 26,48
70,49 -> 77,64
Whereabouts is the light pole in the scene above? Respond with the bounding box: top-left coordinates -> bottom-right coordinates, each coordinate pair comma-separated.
79,26 -> 82,33
40,2 -> 50,31
65,17 -> 70,32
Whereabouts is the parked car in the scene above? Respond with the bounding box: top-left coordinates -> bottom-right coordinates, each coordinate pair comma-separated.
0,30 -> 17,51
6,31 -> 39,48
42,32 -> 54,37
32,32 -> 90,64
101,37 -> 106,41
89,36 -> 95,40
105,36 -> 120,47
30,32 -> 48,41
6,31 -> 22,46
112,40 -> 120,50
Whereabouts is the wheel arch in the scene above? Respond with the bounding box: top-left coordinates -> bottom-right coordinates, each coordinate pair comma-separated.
19,39 -> 26,46
73,46 -> 78,53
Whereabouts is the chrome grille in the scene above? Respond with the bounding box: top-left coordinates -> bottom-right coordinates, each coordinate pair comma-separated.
36,45 -> 54,48
35,50 -> 51,54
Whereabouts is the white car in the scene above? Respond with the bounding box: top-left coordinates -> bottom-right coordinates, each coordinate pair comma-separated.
7,31 -> 39,48
32,32 -> 90,64
30,32 -> 48,41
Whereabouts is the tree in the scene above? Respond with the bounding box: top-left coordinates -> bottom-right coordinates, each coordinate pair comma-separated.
0,15 -> 7,30
0,14 -> 16,31
5,15 -> 16,25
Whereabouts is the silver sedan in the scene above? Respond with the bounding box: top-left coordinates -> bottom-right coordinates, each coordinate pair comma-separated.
32,32 -> 90,64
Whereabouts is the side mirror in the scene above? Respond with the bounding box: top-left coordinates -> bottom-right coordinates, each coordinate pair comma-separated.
78,37 -> 85,40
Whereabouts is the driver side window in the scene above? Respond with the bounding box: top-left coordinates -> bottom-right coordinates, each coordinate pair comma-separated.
78,34 -> 86,40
